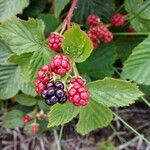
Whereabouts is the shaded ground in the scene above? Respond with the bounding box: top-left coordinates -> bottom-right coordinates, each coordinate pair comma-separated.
0,103 -> 150,150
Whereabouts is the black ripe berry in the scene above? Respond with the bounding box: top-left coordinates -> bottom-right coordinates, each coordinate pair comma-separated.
41,81 -> 67,106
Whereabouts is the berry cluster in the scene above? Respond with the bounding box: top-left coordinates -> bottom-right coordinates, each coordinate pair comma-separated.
50,54 -> 71,75
34,54 -> 90,107
68,77 -> 90,106
48,33 -> 63,52
110,13 -> 125,27
22,111 -> 47,133
35,54 -> 70,94
41,81 -> 67,105
86,14 -> 113,49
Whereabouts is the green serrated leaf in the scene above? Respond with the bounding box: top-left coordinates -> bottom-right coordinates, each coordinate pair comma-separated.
0,17 -> 46,54
38,14 -> 60,37
0,0 -> 29,22
76,99 -> 113,135
125,0 -> 150,32
114,36 -> 145,62
47,102 -> 80,128
0,65 -> 20,100
63,25 -> 93,63
87,78 -> 143,107
16,94 -> 37,106
2,110 -> 24,128
0,40 -> 11,65
78,43 -> 117,79
73,0 -> 115,24
38,99 -> 50,112
26,49 -> 55,82
8,48 -> 55,83
8,53 -> 32,81
20,81 -> 37,97
121,36 -> 150,85
54,0 -> 70,17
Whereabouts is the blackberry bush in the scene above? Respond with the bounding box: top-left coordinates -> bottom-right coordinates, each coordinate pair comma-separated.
0,0 -> 149,149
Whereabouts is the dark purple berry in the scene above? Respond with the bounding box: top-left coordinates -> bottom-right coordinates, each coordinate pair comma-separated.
55,81 -> 64,89
55,89 -> 64,98
47,88 -> 55,96
41,90 -> 48,99
46,82 -> 54,88
45,96 -> 58,105
59,95 -> 67,104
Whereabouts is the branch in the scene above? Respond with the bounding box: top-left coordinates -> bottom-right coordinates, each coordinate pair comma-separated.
66,0 -> 78,29
55,0 -> 78,32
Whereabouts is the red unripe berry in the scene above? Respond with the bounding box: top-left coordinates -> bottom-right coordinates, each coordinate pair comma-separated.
23,115 -> 32,123
68,78 -> 90,106
31,123 -> 39,133
37,64 -> 53,84
48,33 -> 63,52
87,14 -> 100,27
95,24 -> 113,43
50,54 -> 71,75
110,13 -> 125,27
34,79 -> 46,94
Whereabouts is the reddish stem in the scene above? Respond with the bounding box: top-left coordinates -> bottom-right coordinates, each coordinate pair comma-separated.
66,0 -> 78,29
55,0 -> 78,32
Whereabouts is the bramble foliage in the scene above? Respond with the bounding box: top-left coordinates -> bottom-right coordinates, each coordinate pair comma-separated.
0,0 -> 150,136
